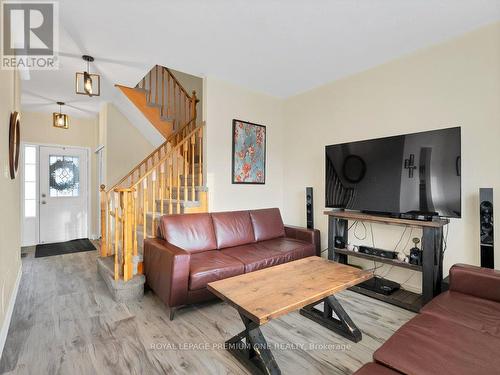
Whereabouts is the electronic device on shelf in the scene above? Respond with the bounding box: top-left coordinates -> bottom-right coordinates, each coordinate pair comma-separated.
409,238 -> 422,266
325,126 -> 461,219
358,245 -> 398,259
357,276 -> 400,296
400,211 -> 439,221
335,236 -> 346,249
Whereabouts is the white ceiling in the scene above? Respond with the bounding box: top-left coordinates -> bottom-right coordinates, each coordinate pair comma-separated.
21,0 -> 500,117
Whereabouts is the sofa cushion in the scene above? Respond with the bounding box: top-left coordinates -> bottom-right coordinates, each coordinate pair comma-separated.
221,244 -> 290,273
189,251 -> 245,290
211,211 -> 255,249
353,363 -> 402,375
249,208 -> 285,241
259,237 -> 315,260
160,213 -> 217,253
373,313 -> 500,375
421,290 -> 500,338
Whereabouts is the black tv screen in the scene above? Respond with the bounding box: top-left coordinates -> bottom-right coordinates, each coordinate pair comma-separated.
325,127 -> 461,218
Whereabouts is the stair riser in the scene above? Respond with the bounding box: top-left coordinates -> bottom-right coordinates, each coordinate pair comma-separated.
160,189 -> 202,201
155,201 -> 196,213
180,176 -> 202,185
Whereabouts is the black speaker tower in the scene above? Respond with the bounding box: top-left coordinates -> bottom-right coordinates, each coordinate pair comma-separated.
480,188 -> 494,268
306,187 -> 314,229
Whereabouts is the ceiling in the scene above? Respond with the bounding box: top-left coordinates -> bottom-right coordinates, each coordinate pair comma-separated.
21,0 -> 500,117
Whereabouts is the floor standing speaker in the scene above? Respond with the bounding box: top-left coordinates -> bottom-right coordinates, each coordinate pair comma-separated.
480,188 -> 494,268
306,187 -> 314,229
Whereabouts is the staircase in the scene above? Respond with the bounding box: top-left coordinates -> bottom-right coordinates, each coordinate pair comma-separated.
100,65 -> 207,284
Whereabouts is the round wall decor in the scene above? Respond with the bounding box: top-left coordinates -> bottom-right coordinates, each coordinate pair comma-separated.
342,154 -> 366,183
49,159 -> 80,192
9,111 -> 20,180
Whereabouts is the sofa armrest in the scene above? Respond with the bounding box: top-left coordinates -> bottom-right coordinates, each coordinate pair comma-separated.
143,238 -> 191,308
284,225 -> 321,256
449,263 -> 500,302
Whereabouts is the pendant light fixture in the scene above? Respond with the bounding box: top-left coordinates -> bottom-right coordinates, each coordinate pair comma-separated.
53,102 -> 69,129
75,55 -> 100,97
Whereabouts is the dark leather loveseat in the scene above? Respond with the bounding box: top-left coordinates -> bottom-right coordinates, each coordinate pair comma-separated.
144,208 -> 320,318
355,263 -> 500,374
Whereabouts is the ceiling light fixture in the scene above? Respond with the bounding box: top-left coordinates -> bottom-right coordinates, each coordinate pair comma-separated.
53,102 -> 69,129
75,55 -> 100,97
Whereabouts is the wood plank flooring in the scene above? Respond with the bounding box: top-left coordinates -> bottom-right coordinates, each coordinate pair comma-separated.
0,247 -> 414,375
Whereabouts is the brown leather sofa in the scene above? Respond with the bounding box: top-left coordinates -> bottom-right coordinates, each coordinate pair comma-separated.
355,263 -> 500,375
144,208 -> 320,318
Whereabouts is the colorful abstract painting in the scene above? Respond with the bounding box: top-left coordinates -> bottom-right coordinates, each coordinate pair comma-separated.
232,119 -> 266,184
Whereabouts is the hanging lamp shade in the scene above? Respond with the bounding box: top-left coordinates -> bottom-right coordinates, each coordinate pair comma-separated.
75,55 -> 100,96
53,102 -> 69,129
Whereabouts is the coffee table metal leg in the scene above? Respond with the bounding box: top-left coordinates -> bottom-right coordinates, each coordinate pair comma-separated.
299,295 -> 362,343
225,313 -> 281,375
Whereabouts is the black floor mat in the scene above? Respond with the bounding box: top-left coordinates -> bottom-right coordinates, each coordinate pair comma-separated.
35,238 -> 96,258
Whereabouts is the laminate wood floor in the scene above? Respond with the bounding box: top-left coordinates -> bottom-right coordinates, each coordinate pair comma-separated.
0,247 -> 414,375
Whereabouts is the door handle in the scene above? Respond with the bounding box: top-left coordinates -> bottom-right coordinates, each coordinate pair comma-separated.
41,193 -> 46,198
41,201 -> 47,204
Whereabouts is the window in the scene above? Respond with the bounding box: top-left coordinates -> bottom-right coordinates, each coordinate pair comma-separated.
24,146 -> 37,217
49,155 -> 80,197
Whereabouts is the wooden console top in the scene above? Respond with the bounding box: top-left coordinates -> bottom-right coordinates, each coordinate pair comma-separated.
207,256 -> 372,325
324,210 -> 449,228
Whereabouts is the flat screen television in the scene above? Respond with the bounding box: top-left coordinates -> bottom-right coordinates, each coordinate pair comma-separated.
325,127 -> 461,218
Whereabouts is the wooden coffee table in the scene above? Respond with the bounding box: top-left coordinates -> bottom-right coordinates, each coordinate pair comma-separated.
207,256 -> 373,375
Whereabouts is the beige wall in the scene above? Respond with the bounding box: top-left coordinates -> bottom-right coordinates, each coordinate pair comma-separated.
205,77 -> 285,212
100,103 -> 155,187
21,111 -> 100,237
0,70 -> 21,340
282,22 -> 500,291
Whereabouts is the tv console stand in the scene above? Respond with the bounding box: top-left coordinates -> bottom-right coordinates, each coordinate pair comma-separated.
325,210 -> 449,312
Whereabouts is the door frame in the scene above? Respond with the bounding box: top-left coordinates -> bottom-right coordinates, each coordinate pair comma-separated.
20,142 -> 92,246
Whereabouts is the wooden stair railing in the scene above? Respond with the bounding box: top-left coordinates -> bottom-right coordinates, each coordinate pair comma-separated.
136,65 -> 197,132
109,118 -> 198,190
100,65 -> 207,282
100,124 -> 204,281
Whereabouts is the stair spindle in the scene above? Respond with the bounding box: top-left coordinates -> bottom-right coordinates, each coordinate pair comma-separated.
133,189 -> 138,257
114,192 -> 119,280
155,65 -> 159,105
184,141 -> 188,205
191,135 -> 196,201
151,169 -> 156,237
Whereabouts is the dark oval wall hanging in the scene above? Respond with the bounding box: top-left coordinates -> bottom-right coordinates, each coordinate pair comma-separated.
9,111 -> 20,180
342,154 -> 366,183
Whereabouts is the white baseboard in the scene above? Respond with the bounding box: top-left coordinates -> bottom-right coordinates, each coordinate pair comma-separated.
0,265 -> 22,359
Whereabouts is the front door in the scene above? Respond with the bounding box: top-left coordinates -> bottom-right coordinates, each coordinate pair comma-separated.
39,146 -> 88,243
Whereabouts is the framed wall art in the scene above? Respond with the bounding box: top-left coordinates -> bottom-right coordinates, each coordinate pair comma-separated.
232,119 -> 266,184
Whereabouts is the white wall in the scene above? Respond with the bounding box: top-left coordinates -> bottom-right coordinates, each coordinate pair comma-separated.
282,22 -> 500,290
205,77 -> 285,212
99,102 -> 156,188
0,69 -> 21,354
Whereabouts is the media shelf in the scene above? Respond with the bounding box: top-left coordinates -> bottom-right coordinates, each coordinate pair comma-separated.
325,210 -> 449,311
334,247 -> 422,272
348,285 -> 423,313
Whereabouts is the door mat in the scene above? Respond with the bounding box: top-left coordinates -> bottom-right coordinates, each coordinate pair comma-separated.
35,238 -> 96,258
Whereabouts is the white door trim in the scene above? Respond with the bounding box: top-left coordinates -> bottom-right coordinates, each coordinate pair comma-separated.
20,142 -> 92,245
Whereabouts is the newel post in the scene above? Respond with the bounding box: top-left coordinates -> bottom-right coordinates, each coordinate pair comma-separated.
100,185 -> 107,257
119,188 -> 135,282
191,90 -> 198,123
